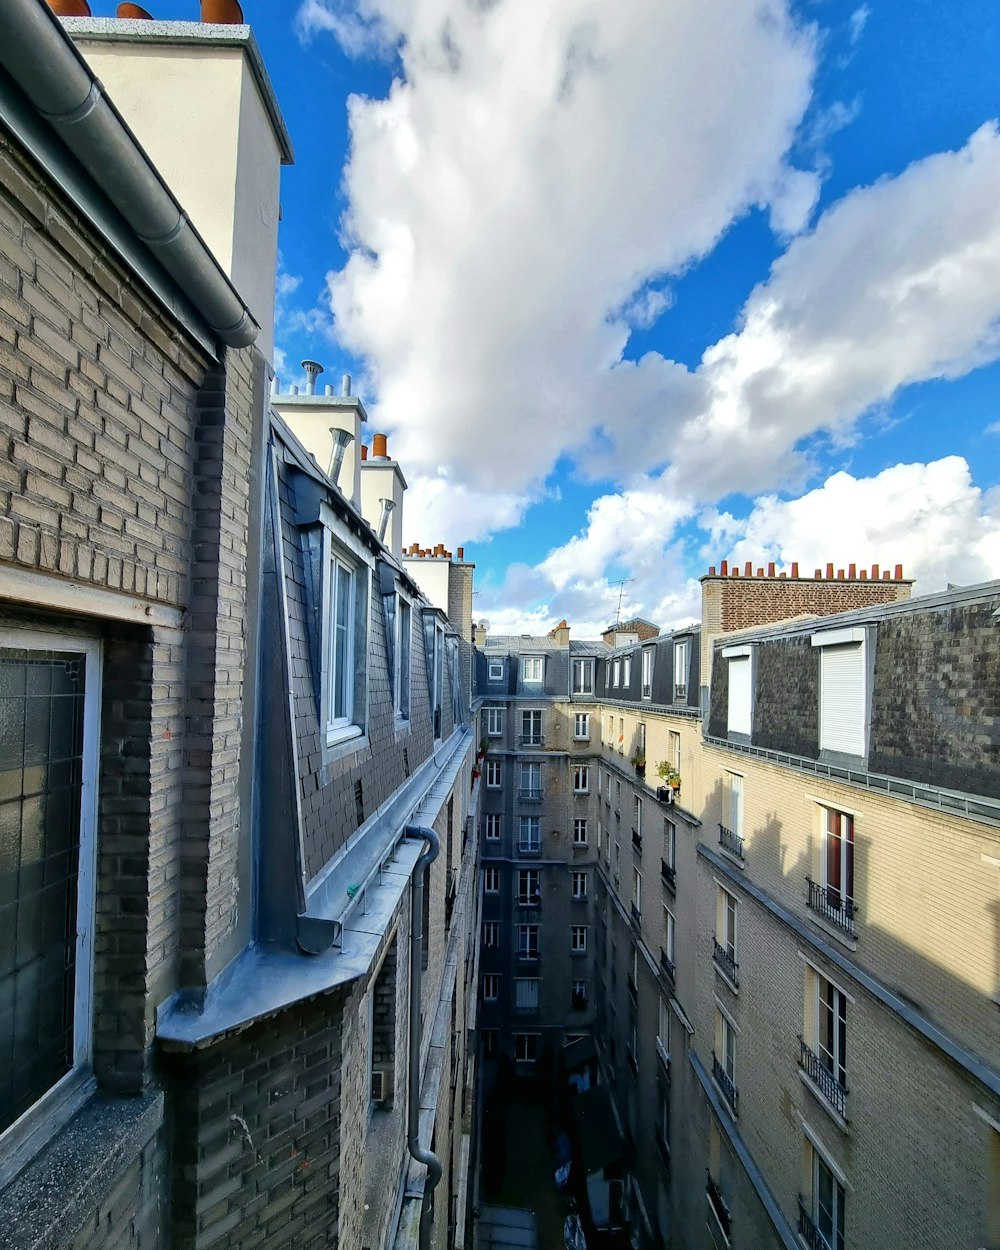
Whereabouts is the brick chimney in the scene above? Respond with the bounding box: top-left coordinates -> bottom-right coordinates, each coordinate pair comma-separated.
699,560 -> 913,697
547,619 -> 571,646
62,11 -> 294,362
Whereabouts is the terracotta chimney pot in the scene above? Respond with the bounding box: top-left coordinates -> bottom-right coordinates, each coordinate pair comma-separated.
825,562 -> 834,580
117,3 -> 153,15
848,563 -> 857,579
860,570 -> 867,579
894,563 -> 903,580
372,432 -> 388,459
457,547 -> 465,560
790,562 -> 799,578
767,562 -> 775,577
360,445 -> 368,461
719,560 -> 728,576
708,565 -> 716,576
47,0 -> 92,14
871,563 -> 880,579
201,0 -> 244,21
744,561 -> 753,577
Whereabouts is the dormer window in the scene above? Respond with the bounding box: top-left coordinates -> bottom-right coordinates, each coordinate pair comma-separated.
722,645 -> 752,738
572,658 -> 594,694
488,659 -> 504,681
673,640 -> 689,702
522,656 -> 544,683
812,628 -> 867,757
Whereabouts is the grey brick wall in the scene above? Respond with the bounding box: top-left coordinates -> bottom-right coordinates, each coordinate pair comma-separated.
750,635 -> 819,756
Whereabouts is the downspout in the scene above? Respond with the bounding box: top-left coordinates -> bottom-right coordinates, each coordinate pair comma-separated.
0,0 -> 257,348
405,824 -> 443,1250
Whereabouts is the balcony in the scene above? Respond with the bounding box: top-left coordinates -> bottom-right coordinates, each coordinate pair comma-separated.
718,823 -> 744,860
660,948 -> 675,981
519,734 -> 544,748
518,841 -> 541,857
660,859 -> 676,890
798,1036 -> 848,1118
806,877 -> 857,937
713,939 -> 738,986
518,788 -> 543,802
630,902 -> 641,926
517,949 -> 539,964
631,828 -> 642,852
797,1198 -> 830,1250
517,895 -> 541,909
706,1173 -> 732,1242
711,1052 -> 738,1114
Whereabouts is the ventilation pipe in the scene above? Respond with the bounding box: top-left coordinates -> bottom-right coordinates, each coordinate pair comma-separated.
377,497 -> 396,543
342,373 -> 352,397
405,824 -> 443,1250
302,359 -> 324,395
327,427 -> 354,486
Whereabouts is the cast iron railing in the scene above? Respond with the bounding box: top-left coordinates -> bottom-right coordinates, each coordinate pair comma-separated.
798,1036 -> 848,1117
712,1051 -> 738,1113
719,823 -> 744,859
806,877 -> 857,936
706,1172 -> 731,1240
713,938 -> 738,986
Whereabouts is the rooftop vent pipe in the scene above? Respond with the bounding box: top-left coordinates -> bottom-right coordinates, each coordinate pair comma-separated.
327,427 -> 353,487
302,359 -> 324,395
342,373 -> 352,397
377,497 -> 396,543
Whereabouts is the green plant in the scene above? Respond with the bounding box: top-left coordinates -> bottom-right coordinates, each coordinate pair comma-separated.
630,751 -> 646,770
656,760 -> 681,788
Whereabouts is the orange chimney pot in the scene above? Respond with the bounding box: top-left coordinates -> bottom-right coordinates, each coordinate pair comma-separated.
47,0 -> 92,13
372,432 -> 388,459
360,445 -> 368,461
117,2 -> 153,15
201,0 -> 244,21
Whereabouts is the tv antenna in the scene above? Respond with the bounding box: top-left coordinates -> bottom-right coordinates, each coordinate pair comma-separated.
613,578 -> 634,628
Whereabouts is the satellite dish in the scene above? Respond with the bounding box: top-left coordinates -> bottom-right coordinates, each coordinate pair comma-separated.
478,619 -> 491,630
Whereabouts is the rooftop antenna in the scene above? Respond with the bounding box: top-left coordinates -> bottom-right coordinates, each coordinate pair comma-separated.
613,578 -> 634,629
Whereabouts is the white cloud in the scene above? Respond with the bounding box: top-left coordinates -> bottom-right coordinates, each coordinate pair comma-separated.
303,0 -> 818,538
848,5 -> 871,46
720,457 -> 1000,591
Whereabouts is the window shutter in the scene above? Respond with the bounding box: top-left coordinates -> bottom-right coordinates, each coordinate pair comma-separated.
727,656 -> 751,735
820,644 -> 865,755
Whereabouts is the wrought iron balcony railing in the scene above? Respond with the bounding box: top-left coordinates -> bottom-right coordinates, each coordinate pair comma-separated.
518,788 -> 543,801
806,877 -> 857,937
631,828 -> 642,851
797,1198 -> 831,1250
719,823 -> 744,859
712,938 -> 738,986
660,859 -> 676,889
518,841 -> 541,856
712,1052 -> 738,1113
798,1036 -> 848,1118
519,734 -> 544,748
660,948 -> 675,981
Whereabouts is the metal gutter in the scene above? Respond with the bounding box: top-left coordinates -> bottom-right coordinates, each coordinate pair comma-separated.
0,0 -> 257,348
689,1051 -> 800,1250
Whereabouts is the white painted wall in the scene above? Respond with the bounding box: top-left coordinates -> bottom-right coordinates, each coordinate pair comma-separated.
271,397 -> 366,506
403,559 -> 451,614
72,37 -> 283,359
360,462 -> 405,559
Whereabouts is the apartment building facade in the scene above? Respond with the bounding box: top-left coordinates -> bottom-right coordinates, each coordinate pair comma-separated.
0,6 -> 480,1250
475,567 -> 1000,1250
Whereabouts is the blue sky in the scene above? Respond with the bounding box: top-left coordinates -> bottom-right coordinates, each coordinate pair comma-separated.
88,0 -> 1000,634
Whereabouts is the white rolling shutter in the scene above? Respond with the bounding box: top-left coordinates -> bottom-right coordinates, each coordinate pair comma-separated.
819,643 -> 865,755
727,656 -> 751,735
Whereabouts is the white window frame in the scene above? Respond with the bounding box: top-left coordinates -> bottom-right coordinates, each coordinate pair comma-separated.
517,924 -> 539,961
718,1009 -> 737,1085
572,870 -> 589,900
517,868 -> 540,906
573,765 -> 590,794
326,550 -> 360,744
521,707 -> 543,744
812,628 -> 868,757
613,658 -> 621,687
571,925 -> 588,953
521,655 -> 544,684
673,639 -> 689,702
668,729 -> 681,772
483,974 -> 499,1002
514,978 -> 539,1013
485,760 -> 502,789
518,815 -> 541,853
641,647 -> 654,699
657,997 -> 671,1065
396,594 -> 411,722
663,906 -> 675,964
483,921 -> 500,947
520,760 -> 541,799
808,1141 -> 847,1250
634,795 -> 643,838
821,806 -> 856,912
663,818 -> 676,869
718,887 -> 738,963
484,813 -> 502,840
572,658 -> 594,694
0,631 -> 101,1174
484,866 -> 500,893
487,659 -> 504,681
633,868 -> 642,914
574,711 -> 590,740
573,818 -> 588,846
812,970 -> 849,1095
726,770 -> 744,838
723,645 -> 752,737
514,1033 -> 539,1063
622,655 -> 632,687
485,706 -> 504,736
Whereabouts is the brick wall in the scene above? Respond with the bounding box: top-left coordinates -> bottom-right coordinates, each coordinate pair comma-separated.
701,568 -> 912,636
0,132 -> 208,602
69,1126 -> 169,1250
168,991 -> 347,1250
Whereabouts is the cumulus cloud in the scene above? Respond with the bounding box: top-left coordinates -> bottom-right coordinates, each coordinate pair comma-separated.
719,457 -> 1000,591
302,0 -> 819,538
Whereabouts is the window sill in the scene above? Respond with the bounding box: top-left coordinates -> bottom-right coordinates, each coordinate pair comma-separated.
713,962 -> 739,996
0,1068 -> 96,1193
325,725 -> 367,760
797,1068 -> 849,1133
0,1089 -> 164,1241
718,845 -> 745,871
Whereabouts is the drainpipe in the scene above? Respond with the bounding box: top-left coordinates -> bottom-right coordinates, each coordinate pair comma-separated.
405,823 -> 443,1250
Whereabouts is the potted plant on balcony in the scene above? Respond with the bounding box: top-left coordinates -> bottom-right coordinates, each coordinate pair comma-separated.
478,735 -> 489,762
630,750 -> 646,780
655,760 -> 681,802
